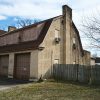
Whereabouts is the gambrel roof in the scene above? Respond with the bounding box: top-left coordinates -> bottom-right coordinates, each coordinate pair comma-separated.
0,16 -> 60,53
0,30 -> 6,35
0,15 -> 84,55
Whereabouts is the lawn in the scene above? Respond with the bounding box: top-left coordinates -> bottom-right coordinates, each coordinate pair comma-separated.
0,80 -> 100,100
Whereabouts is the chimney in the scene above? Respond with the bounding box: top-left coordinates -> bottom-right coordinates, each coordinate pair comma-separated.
62,5 -> 72,20
8,26 -> 16,32
62,5 -> 72,64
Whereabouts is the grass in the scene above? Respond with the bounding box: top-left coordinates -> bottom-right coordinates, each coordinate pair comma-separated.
0,80 -> 100,100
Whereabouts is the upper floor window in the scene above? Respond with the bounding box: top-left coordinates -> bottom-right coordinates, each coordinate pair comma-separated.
54,29 -> 60,43
72,36 -> 76,49
55,29 -> 59,38
73,37 -> 76,44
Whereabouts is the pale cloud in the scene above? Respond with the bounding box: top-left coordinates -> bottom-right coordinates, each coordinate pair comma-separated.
0,0 -> 68,19
0,15 -> 7,20
0,0 -> 100,22
0,0 -> 99,20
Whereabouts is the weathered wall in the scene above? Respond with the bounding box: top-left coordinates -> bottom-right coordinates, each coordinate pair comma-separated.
82,50 -> 91,66
62,5 -> 84,65
71,26 -> 83,65
8,53 -> 14,78
62,5 -> 85,65
62,5 -> 72,64
38,17 -> 62,78
91,58 -> 95,65
38,5 -> 90,79
30,50 -> 38,80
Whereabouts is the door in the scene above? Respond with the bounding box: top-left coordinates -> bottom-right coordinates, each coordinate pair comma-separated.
14,53 -> 30,80
0,55 -> 9,77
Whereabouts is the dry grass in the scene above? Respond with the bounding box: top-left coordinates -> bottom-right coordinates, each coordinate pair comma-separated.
0,81 -> 100,100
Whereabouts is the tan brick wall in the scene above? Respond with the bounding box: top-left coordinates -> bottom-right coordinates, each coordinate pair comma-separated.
8,53 -> 14,78
91,59 -> 95,65
38,17 -> 61,78
71,27 -> 83,65
82,50 -> 91,66
62,5 -> 72,64
30,50 -> 38,79
38,6 -> 91,79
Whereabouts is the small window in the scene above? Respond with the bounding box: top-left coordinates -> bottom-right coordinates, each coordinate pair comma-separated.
73,37 -> 76,44
55,30 -> 59,38
54,59 -> 59,64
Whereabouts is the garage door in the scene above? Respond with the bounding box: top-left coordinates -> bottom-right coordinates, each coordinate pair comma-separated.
0,55 -> 9,77
14,53 -> 30,80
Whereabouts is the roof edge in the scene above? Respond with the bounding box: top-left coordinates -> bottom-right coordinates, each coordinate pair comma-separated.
72,21 -> 84,55
0,15 -> 62,37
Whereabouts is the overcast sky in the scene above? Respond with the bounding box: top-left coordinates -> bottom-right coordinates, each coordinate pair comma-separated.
0,0 -> 100,55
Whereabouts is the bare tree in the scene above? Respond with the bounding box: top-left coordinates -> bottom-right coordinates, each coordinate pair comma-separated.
0,26 -> 6,31
17,18 -> 40,28
92,53 -> 97,58
81,15 -> 100,49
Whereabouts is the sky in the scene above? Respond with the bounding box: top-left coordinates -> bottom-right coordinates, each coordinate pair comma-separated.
0,0 -> 100,56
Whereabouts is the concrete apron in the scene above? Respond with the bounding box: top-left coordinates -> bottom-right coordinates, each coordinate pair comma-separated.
0,77 -> 33,91
0,85 -> 16,91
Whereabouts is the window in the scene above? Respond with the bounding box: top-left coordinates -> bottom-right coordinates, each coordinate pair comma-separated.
54,59 -> 59,64
55,30 -> 60,43
73,37 -> 76,44
72,37 -> 76,49
55,30 -> 59,38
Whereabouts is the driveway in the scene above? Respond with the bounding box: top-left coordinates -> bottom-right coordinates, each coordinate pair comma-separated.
0,77 -> 32,91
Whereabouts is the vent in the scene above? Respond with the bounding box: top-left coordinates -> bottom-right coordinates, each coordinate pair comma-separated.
55,38 -> 61,43
73,44 -> 76,49
38,47 -> 45,51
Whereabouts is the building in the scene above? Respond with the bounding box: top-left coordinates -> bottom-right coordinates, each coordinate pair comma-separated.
0,5 -> 91,81
95,57 -> 100,65
82,50 -> 91,66
91,57 -> 100,65
91,57 -> 95,65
